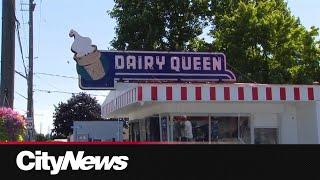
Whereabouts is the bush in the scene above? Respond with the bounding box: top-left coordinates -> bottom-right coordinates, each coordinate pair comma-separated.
0,107 -> 27,141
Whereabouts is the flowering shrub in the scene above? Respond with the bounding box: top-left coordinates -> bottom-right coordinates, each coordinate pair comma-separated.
0,107 -> 26,141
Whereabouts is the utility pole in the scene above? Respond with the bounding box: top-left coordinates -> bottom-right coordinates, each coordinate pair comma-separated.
27,0 -> 35,141
0,0 -> 16,108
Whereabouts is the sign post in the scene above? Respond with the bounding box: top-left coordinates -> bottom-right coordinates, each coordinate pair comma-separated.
25,117 -> 34,141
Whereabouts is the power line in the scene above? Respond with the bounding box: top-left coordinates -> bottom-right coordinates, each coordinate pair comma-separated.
19,0 -> 29,55
15,70 -> 27,79
34,72 -> 78,79
16,19 -> 28,76
34,73 -> 61,91
34,89 -> 108,97
15,91 -> 27,100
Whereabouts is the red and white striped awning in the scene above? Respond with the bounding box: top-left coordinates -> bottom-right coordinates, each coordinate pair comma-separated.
103,83 -> 320,115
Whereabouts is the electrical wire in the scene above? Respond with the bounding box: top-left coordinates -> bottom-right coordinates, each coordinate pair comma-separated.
34,73 -> 62,91
16,19 -> 28,76
19,0 -> 29,56
34,89 -> 108,97
34,72 -> 78,79
15,91 -> 28,100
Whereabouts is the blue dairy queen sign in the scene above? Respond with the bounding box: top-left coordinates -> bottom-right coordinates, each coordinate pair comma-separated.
70,30 -> 236,90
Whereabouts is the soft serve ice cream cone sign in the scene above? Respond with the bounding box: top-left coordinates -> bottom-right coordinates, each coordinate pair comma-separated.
70,30 -> 236,90
69,30 -> 105,81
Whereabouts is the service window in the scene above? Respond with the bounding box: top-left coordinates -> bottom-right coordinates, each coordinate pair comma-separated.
173,116 -> 209,142
254,128 -> 278,144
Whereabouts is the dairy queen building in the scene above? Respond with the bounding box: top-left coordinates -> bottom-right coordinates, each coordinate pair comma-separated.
70,32 -> 320,144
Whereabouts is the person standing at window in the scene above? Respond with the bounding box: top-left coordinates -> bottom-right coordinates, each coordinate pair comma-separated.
184,120 -> 193,142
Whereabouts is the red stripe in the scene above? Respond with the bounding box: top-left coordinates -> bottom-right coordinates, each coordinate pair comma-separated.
195,87 -> 202,100
151,86 -> 157,100
166,86 -> 172,100
224,87 -> 230,100
210,87 -> 216,100
308,87 -> 314,100
294,87 -> 300,100
238,87 -> 244,100
252,87 -> 258,100
266,87 -> 272,100
138,86 -> 142,101
280,87 -> 286,100
181,87 -> 187,100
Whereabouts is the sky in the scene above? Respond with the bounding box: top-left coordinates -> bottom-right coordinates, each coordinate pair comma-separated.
0,0 -> 320,135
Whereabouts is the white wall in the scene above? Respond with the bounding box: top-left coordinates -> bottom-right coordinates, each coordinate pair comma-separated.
296,102 -> 318,144
128,102 -> 286,119
316,101 -> 320,143
279,104 -> 298,144
73,121 -> 123,141
253,113 -> 278,127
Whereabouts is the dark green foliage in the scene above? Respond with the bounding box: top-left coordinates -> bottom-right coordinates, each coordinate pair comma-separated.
52,93 -> 101,138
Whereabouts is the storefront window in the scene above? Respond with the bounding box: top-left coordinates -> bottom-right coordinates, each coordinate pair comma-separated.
173,116 -> 209,142
145,116 -> 160,141
254,128 -> 278,144
210,116 -> 251,144
130,121 -> 140,142
239,117 -> 251,144
211,117 -> 238,143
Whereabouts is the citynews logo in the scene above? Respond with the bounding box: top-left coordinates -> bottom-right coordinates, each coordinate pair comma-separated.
16,151 -> 129,175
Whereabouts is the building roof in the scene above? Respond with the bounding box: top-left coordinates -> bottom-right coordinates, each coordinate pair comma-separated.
102,83 -> 320,117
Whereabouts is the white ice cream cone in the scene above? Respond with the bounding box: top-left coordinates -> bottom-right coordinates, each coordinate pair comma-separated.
74,45 -> 105,80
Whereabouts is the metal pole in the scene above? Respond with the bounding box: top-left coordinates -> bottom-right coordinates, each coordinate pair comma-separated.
118,118 -> 120,141
27,0 -> 35,140
0,0 -> 16,108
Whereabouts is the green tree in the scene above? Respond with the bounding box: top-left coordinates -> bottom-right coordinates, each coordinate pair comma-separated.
109,0 -> 320,84
52,93 -> 101,138
35,133 -> 51,141
209,0 -> 320,83
109,0 -> 209,51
